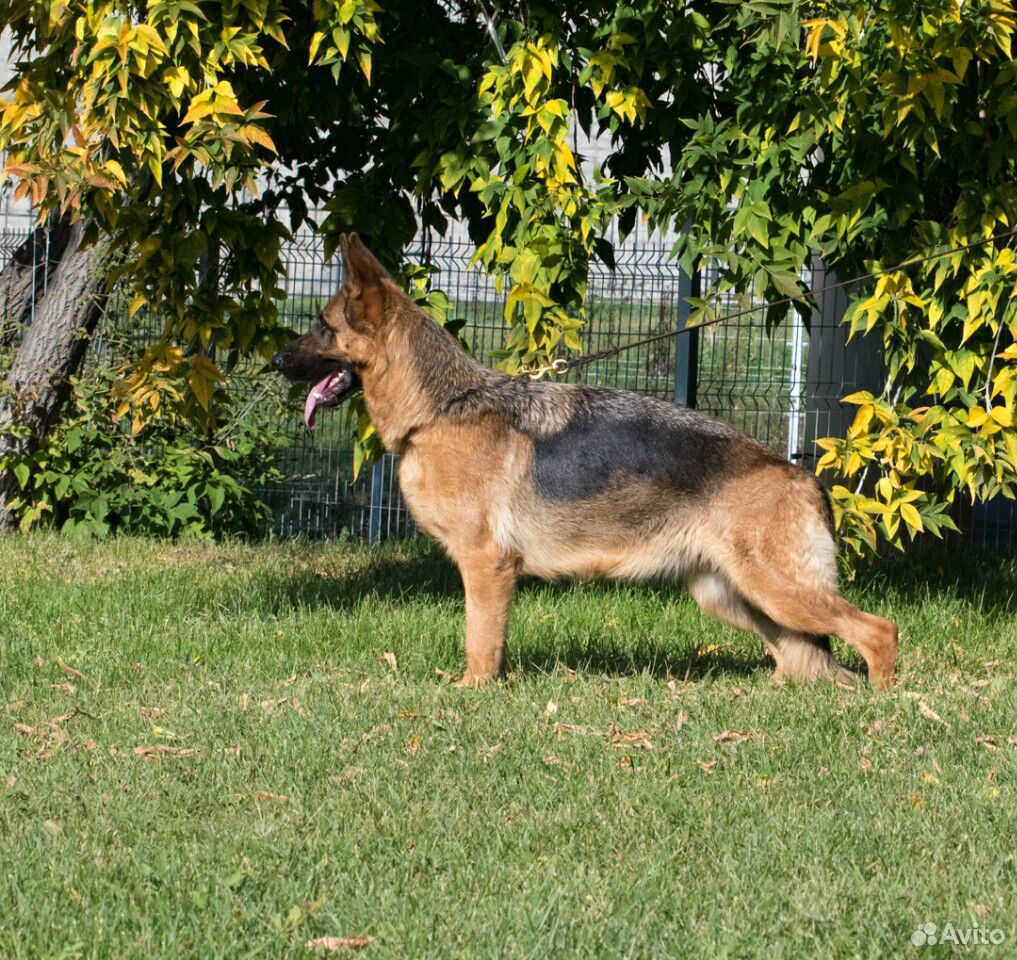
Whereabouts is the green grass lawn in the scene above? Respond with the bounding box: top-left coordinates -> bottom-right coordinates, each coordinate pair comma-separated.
2,536 -> 1014,959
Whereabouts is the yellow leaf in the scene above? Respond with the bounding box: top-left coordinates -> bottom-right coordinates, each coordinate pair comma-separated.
308,30 -> 325,64
990,406 -> 1013,427
105,158 -> 127,185
187,355 -> 223,411
182,100 -> 215,124
900,502 -> 923,532
952,47 -> 972,79
243,125 -> 276,153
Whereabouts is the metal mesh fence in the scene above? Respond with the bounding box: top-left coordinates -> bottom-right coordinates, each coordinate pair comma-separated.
2,214 -> 1014,548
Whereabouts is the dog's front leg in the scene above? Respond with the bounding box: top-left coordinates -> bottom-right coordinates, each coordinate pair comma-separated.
456,547 -> 518,686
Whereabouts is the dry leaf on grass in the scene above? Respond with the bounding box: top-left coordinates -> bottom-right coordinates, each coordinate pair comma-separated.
610,730 -> 654,751
974,735 -> 1000,752
479,743 -> 502,761
12,709 -> 94,759
259,696 -> 307,716
553,723 -> 598,738
304,935 -> 374,952
57,658 -> 85,680
133,744 -> 200,761
696,759 -> 718,773
329,766 -> 365,784
544,754 -> 579,771
713,729 -> 760,745
918,702 -> 945,724
49,681 -> 76,695
32,732 -> 68,759
381,652 -> 398,673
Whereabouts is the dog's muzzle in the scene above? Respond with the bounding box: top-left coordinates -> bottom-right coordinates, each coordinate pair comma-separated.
271,348 -> 361,429
302,364 -> 359,429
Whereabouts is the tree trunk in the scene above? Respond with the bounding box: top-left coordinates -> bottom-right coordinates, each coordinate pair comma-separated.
0,212 -> 77,349
0,217 -> 111,532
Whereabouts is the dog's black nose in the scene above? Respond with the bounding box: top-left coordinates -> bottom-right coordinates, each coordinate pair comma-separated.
271,350 -> 287,372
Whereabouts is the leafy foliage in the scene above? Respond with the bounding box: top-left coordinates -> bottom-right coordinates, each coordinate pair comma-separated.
2,0 -> 1015,560
1,367 -> 287,538
451,34 -> 617,371
633,0 -> 1017,563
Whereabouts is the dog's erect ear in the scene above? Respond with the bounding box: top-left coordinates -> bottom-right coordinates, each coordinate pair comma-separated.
339,233 -> 390,293
338,232 -> 391,330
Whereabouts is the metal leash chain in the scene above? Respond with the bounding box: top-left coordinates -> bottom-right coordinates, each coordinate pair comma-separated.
524,227 -> 1017,381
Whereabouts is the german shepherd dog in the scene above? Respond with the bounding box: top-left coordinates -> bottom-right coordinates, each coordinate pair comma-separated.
272,234 -> 898,689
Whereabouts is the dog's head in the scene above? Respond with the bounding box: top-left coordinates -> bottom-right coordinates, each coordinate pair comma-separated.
271,233 -> 391,428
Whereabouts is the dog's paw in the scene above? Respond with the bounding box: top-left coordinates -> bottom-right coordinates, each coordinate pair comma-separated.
455,671 -> 503,688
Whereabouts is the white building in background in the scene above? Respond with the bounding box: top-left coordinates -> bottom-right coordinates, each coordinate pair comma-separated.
1,31 -> 33,231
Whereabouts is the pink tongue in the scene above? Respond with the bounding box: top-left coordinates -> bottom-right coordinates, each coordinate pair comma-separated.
304,371 -> 339,430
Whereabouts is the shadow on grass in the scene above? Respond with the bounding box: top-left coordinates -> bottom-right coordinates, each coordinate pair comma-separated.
247,540 -> 1011,680
251,546 -> 774,681
250,545 -> 462,611
257,540 -> 1016,614
510,640 -> 772,682
253,545 -> 700,613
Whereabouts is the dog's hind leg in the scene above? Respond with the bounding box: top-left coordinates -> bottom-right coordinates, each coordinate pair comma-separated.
687,571 -> 855,684
454,543 -> 519,686
768,633 -> 857,686
722,561 -> 898,690
706,469 -> 898,688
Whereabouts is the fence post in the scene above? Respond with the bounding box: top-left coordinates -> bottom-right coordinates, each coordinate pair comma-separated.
673,262 -> 700,409
785,311 -> 806,461
368,459 -> 385,542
